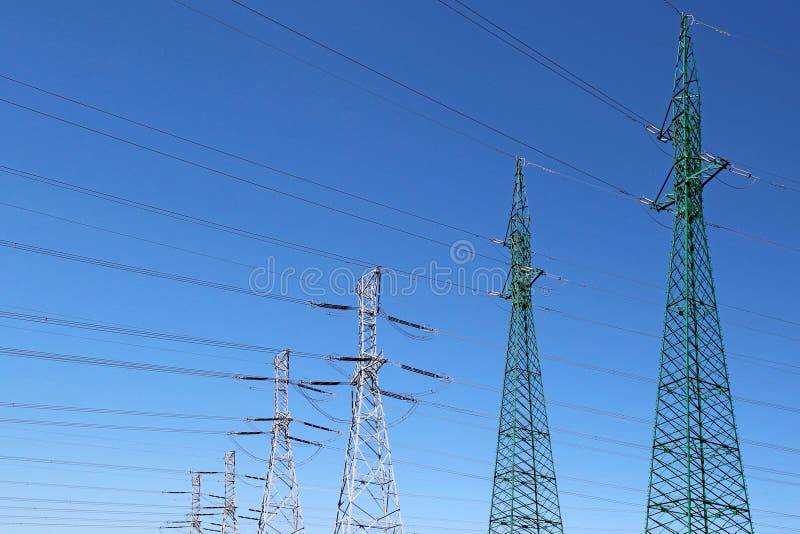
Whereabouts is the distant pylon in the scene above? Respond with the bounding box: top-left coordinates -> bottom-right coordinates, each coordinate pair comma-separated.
260,349 -> 305,534
488,159 -> 563,533
334,266 -> 403,534
191,473 -> 202,534
644,15 -> 754,533
222,451 -> 239,534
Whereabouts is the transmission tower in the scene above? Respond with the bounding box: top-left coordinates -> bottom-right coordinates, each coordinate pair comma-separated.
644,15 -> 754,533
222,451 -> 239,534
488,158 -> 563,534
334,266 -> 403,534
260,349 -> 305,534
191,473 -> 202,534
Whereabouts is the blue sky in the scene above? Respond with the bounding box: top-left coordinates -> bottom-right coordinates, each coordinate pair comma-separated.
0,0 -> 798,532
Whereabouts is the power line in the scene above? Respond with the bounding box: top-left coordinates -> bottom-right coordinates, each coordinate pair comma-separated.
440,1 -> 800,199
225,0 -> 637,198
7,188 -> 799,356
171,0 -> 519,163
0,454 -> 187,475
0,95 -> 509,266
0,479 -> 167,495
0,344 -> 271,381
0,238 -> 310,304
6,162 -> 799,335
435,0 -> 652,126
1,299 -> 797,422
225,0 -> 800,210
0,165 -> 505,296
0,496 -> 183,509
0,400 -> 243,422
0,71 -> 496,243
435,303 -> 800,377
0,307 -> 328,361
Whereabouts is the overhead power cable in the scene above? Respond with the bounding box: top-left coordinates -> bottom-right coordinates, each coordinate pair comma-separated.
0,95 -> 509,265
0,165 -> 506,296
0,344 -> 272,381
0,238 -> 309,304
0,416 -> 227,435
0,307 -> 328,361
201,2 -> 800,251
178,0 -> 800,213
435,302 -> 799,378
435,0 -> 652,126
441,1 -> 800,197
0,479 -> 165,495
172,0 -> 519,164
225,0 -> 636,198
4,175 -> 797,335
2,299 -> 797,423
0,454 -> 187,475
5,192 -> 795,349
0,400 -> 242,422
0,71 -> 495,243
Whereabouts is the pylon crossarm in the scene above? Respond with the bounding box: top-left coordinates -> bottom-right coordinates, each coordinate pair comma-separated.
650,158 -> 729,212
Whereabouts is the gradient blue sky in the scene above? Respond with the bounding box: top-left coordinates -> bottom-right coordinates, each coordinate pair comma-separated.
0,0 -> 798,532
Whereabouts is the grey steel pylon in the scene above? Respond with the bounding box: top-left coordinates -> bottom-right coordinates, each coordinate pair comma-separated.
260,349 -> 305,534
191,473 -> 202,534
222,451 -> 239,534
333,266 -> 403,534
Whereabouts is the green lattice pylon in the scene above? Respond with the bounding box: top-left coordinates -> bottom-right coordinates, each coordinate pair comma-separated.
488,158 -> 563,534
645,15 -> 754,534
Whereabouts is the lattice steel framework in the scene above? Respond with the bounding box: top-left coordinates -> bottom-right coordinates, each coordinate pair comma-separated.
645,15 -> 754,534
223,451 -> 239,534
334,267 -> 403,534
488,159 -> 563,534
260,349 -> 305,534
191,473 -> 202,534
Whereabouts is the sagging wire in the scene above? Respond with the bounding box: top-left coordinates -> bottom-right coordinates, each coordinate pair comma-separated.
306,301 -> 357,319
717,174 -> 758,190
294,442 -> 326,467
228,428 -> 331,468
293,384 -> 350,424
227,433 -> 267,463
386,400 -> 420,428
386,316 -> 437,341
641,203 -> 672,231
324,356 -> 352,380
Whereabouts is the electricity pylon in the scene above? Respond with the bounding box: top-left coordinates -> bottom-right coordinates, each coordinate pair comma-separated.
260,349 -> 305,534
488,159 -> 563,534
334,266 -> 403,534
644,15 -> 754,533
191,473 -> 202,534
223,451 -> 239,534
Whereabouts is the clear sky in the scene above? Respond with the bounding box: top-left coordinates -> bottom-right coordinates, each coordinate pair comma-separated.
0,0 -> 797,532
